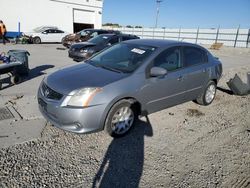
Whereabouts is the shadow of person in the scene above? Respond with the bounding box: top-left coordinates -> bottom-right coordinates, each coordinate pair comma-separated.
0,64 -> 54,90
92,117 -> 153,188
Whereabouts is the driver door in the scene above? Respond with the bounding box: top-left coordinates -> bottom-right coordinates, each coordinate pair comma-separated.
141,47 -> 187,114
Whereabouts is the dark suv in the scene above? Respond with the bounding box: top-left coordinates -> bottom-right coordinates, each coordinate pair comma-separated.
62,29 -> 120,48
68,33 -> 140,62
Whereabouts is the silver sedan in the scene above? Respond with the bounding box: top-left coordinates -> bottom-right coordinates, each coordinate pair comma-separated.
38,39 -> 222,137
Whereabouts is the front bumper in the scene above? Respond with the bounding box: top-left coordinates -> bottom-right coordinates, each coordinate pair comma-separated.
68,51 -> 86,62
37,88 -> 106,134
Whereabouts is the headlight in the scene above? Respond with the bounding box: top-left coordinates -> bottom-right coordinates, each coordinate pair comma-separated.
65,88 -> 102,107
79,48 -> 89,53
80,48 -> 95,54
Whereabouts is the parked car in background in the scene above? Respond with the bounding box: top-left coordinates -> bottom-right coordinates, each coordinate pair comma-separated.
38,39 -> 222,137
62,29 -> 120,48
68,33 -> 139,62
23,26 -> 68,44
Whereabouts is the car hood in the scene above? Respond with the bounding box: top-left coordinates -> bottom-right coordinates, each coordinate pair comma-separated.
64,33 -> 83,42
23,32 -> 38,36
64,33 -> 76,40
45,63 -> 128,95
71,42 -> 96,50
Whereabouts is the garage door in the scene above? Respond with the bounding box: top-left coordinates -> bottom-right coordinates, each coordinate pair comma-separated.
73,9 -> 95,24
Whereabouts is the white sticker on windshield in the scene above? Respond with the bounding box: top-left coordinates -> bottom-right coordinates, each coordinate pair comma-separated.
131,48 -> 145,54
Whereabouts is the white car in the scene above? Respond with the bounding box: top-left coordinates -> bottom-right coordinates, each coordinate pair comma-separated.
24,26 -> 68,44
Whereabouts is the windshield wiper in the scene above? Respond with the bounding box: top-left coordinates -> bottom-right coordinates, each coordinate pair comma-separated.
97,64 -> 123,73
86,60 -> 124,73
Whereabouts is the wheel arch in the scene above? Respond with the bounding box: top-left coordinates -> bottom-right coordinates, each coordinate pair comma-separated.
101,96 -> 142,130
211,78 -> 218,85
33,36 -> 41,44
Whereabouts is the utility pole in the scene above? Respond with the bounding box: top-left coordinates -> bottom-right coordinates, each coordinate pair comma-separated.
155,0 -> 163,28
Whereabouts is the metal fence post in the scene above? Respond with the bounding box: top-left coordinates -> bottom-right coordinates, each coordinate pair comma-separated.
153,28 -> 155,39
246,29 -> 250,48
163,28 -> 166,39
195,27 -> 199,44
234,25 -> 240,48
18,22 -> 21,37
141,28 -> 144,39
215,25 -> 220,43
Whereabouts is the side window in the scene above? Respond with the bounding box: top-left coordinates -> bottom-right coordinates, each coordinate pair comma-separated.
90,32 -> 98,37
98,31 -> 107,34
122,36 -> 132,41
43,29 -> 50,34
55,30 -> 64,33
47,29 -> 55,33
153,47 -> 181,72
183,47 -> 207,67
109,37 -> 119,45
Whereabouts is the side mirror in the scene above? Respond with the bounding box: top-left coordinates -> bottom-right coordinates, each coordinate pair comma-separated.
107,43 -> 112,46
150,67 -> 167,77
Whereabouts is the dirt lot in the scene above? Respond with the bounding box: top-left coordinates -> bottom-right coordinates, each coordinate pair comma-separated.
0,44 -> 250,187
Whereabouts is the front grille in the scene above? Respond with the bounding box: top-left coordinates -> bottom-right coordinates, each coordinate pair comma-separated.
41,83 -> 63,100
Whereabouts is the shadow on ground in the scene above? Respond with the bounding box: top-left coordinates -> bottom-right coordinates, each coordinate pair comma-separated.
217,86 -> 233,95
92,117 -> 153,188
0,65 -> 54,90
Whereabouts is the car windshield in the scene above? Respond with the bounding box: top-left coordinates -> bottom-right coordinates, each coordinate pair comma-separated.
33,26 -> 56,32
88,43 -> 156,73
78,30 -> 91,36
88,35 -> 112,44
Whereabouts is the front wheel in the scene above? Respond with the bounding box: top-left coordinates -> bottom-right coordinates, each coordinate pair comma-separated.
105,99 -> 138,137
33,37 -> 41,44
196,81 -> 217,106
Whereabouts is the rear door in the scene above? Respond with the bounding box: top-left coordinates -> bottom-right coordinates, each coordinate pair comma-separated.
181,46 -> 210,101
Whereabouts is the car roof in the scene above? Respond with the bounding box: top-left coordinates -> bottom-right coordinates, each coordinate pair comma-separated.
98,33 -> 138,37
83,29 -> 115,32
123,39 -> 197,48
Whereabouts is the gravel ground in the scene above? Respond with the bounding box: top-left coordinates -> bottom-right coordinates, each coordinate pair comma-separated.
0,46 -> 250,187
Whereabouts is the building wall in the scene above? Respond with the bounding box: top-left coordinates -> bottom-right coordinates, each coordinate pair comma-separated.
0,0 -> 103,33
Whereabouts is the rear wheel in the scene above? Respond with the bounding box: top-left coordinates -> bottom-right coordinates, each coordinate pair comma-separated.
33,37 -> 41,44
196,81 -> 217,105
105,99 -> 138,137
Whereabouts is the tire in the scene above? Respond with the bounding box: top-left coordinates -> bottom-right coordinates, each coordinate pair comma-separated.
10,74 -> 22,85
33,37 -> 41,44
196,81 -> 217,106
105,99 -> 138,137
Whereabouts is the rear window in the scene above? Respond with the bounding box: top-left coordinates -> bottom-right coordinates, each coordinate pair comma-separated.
121,36 -> 137,41
183,47 -> 207,67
